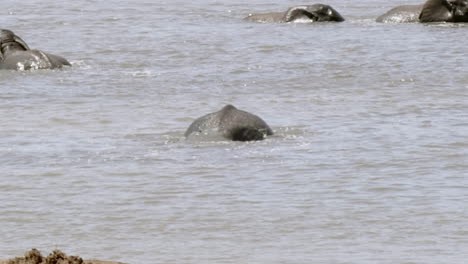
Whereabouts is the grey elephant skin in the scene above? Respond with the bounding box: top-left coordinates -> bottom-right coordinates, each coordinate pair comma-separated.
0,29 -> 71,70
185,104 -> 273,142
376,5 -> 423,23
376,0 -> 468,23
419,0 -> 468,22
244,4 -> 344,23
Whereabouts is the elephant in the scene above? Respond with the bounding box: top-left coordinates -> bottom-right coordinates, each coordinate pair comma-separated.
376,5 -> 423,23
419,0 -> 468,22
0,29 -> 71,70
243,4 -> 344,23
376,0 -> 468,23
185,104 -> 273,141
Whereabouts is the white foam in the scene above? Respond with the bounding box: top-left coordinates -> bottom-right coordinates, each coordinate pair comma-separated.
291,17 -> 314,24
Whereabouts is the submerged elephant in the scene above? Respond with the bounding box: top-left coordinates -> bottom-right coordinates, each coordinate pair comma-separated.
0,29 -> 71,70
420,0 -> 468,22
244,4 -> 344,23
376,0 -> 468,23
376,5 -> 423,23
185,104 -> 273,141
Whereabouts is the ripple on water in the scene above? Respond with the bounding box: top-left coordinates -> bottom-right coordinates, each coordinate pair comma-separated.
2,0 -> 468,263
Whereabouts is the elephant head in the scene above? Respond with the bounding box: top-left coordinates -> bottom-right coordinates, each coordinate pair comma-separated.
0,29 -> 30,60
419,0 -> 454,22
283,4 -> 344,23
419,0 -> 468,22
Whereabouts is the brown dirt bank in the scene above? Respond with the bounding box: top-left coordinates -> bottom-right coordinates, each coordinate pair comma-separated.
0,249 -> 127,264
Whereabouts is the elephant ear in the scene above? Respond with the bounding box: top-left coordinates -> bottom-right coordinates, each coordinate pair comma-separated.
283,6 -> 318,22
12,34 -> 30,51
419,0 -> 453,22
317,5 -> 345,22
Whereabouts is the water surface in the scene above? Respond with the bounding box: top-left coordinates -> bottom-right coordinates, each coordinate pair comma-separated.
1,1 -> 467,263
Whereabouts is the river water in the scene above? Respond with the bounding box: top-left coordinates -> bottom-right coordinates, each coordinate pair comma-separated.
1,0 -> 467,263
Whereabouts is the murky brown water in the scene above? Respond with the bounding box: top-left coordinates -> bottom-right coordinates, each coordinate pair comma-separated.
1,0 -> 467,263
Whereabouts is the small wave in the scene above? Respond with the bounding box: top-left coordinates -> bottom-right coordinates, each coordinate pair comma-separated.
125,69 -> 157,78
273,126 -> 309,139
424,22 -> 468,28
69,60 -> 91,70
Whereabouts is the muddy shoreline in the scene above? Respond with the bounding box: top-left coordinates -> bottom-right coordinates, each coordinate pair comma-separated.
0,261 -> 124,264
0,249 -> 127,264
0,259 -> 124,264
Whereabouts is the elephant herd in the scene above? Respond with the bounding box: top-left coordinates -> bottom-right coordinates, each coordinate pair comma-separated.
2,0 -> 467,142
244,0 -> 468,24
